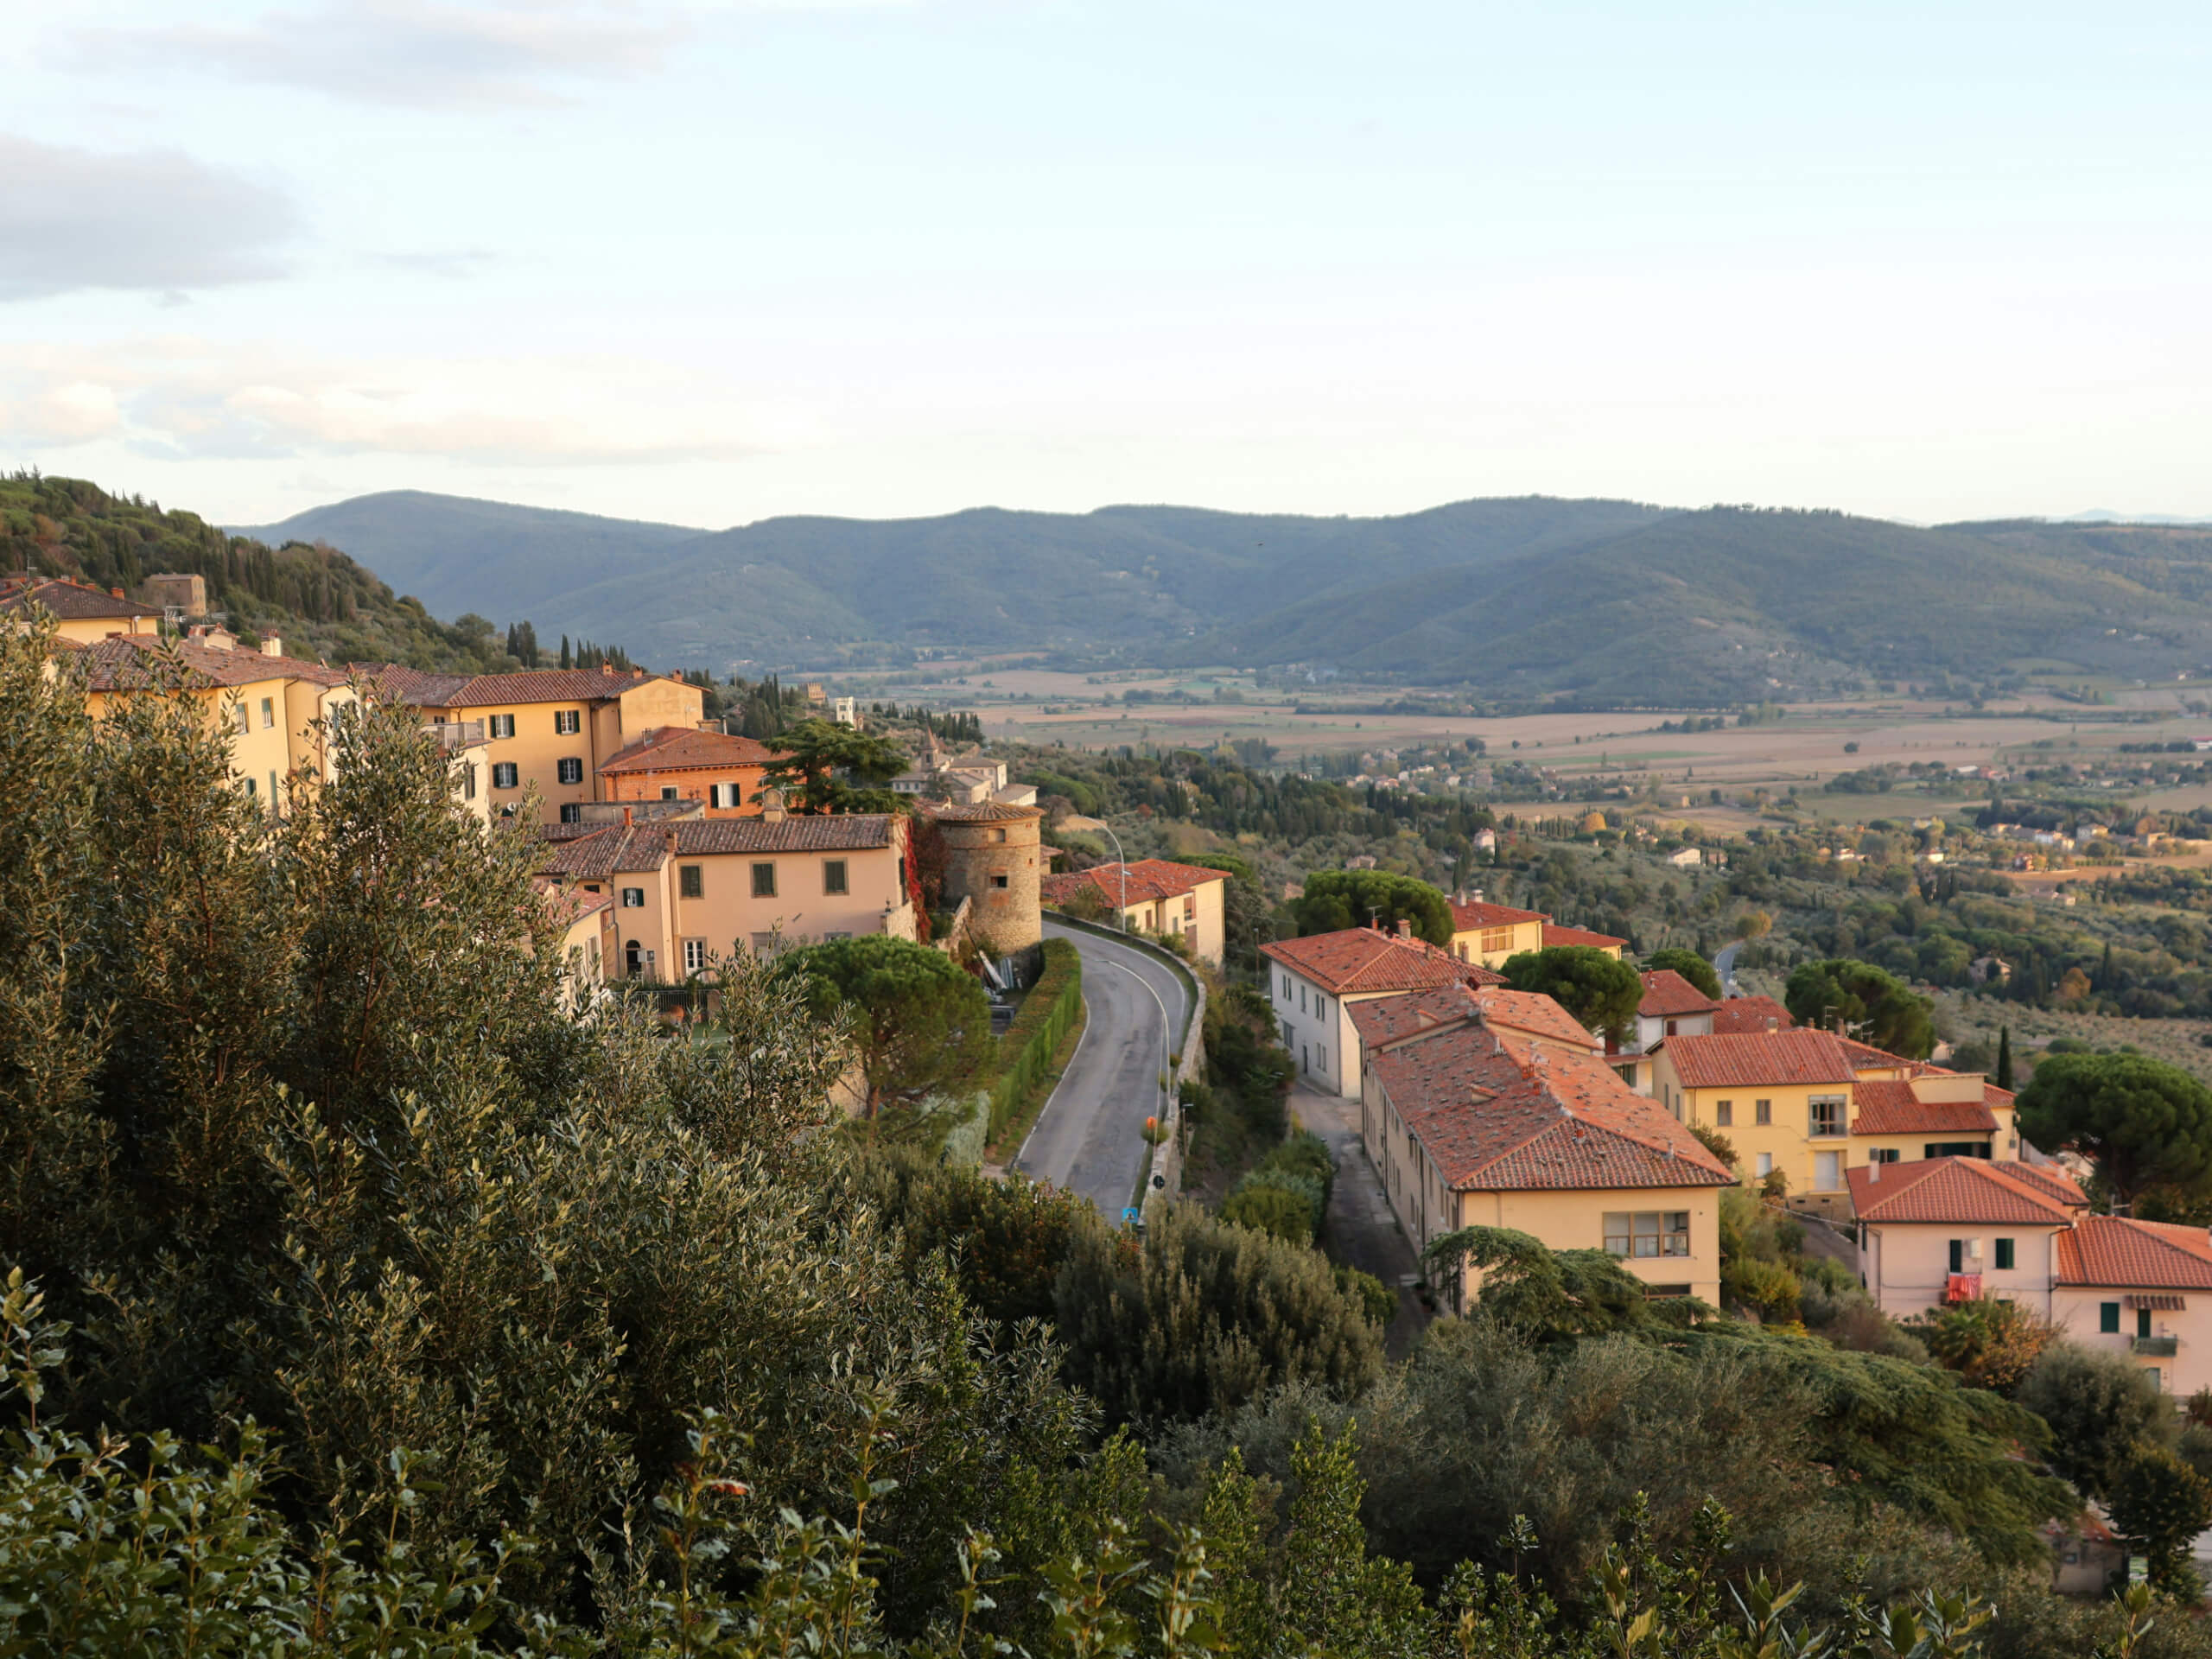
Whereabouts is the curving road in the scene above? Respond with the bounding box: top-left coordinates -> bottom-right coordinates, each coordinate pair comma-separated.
1714,940 -> 1743,998
1014,919 -> 1193,1216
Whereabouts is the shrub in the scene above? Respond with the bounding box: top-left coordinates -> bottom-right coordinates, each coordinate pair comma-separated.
2017,1340 -> 2177,1498
1221,1182 -> 1318,1244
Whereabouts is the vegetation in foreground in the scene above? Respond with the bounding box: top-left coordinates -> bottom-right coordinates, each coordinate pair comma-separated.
0,619 -> 2203,1655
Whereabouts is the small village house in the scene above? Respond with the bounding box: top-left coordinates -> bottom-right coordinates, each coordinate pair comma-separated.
1447,893 -> 1625,967
596,725 -> 782,816
1043,857 -> 1228,965
1847,1157 -> 2212,1395
2,576 -> 162,645
1260,924 -> 1504,1096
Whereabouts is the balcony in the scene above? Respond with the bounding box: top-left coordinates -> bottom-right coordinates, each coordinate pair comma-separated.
1944,1272 -> 1983,1304
2133,1335 -> 2179,1357
426,720 -> 487,750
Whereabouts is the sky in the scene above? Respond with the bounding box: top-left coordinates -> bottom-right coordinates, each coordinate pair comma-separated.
3,0 -> 2209,531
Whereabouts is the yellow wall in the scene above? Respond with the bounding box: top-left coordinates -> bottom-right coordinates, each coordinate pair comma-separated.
1450,916 -> 1544,969
1453,1186 -> 1724,1307
1651,1054 -> 1850,1200
428,678 -> 706,817
673,843 -> 915,965
49,613 -> 156,645
1109,879 -> 1226,966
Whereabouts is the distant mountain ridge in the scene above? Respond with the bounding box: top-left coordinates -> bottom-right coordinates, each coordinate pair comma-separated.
232,490 -> 2212,702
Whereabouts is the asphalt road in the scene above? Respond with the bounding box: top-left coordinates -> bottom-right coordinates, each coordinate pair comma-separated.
1014,919 -> 1193,1216
1714,940 -> 1743,996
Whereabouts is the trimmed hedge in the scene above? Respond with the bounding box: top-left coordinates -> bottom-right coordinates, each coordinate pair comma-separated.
987,938 -> 1083,1144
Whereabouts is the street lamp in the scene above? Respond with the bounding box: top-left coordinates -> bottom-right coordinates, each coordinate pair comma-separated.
1096,820 -> 1130,932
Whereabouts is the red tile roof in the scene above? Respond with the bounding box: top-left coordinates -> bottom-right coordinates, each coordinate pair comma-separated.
1472,988 -> 1602,1051
1709,995 -> 1794,1035
1851,1077 -> 1999,1136
1847,1157 -> 2084,1225
1046,858 -> 1227,908
0,576 -> 161,620
77,634 -> 349,691
538,825 -> 670,879
2057,1216 -> 2212,1289
1449,899 -> 1547,931
671,816 -> 899,855
599,726 -> 779,775
357,664 -> 692,708
1660,1028 -> 1855,1090
1639,969 -> 1722,1020
925,801 -> 1046,823
535,878 -> 612,927
1351,983 -> 1597,1053
1543,922 -> 1627,951
1262,927 -> 1505,996
1369,1023 -> 1733,1192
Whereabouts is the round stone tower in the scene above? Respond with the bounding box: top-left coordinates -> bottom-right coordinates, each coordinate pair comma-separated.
931,802 -> 1045,950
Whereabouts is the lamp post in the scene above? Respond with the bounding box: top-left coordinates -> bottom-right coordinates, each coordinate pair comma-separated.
1096,820 -> 1130,932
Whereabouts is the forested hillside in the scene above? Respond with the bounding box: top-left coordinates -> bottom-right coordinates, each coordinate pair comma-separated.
4,473 -> 558,673
239,486 -> 2212,700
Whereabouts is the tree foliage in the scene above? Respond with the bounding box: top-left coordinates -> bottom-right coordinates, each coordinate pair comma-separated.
1500,946 -> 1644,1041
2014,1052 -> 2212,1204
772,934 -> 992,1113
2016,1340 -> 2177,1500
1784,957 -> 1936,1058
755,717 -> 908,813
1290,869 -> 1453,946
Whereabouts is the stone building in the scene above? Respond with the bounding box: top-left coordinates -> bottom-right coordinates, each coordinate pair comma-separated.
926,801 -> 1044,950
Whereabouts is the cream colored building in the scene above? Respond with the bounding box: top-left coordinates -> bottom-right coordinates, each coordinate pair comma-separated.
362,664 -> 706,822
1446,893 -> 1626,968
2,577 -> 162,645
1041,858 -> 1227,964
1355,997 -> 1734,1307
1261,925 -> 1506,1096
538,807 -> 916,980
1849,1158 -> 2212,1395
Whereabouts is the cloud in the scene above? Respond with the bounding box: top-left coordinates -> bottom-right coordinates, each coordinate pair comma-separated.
0,339 -> 782,467
65,1 -> 690,110
0,137 -> 301,302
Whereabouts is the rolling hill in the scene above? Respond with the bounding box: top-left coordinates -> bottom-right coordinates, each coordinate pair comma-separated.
225,488 -> 2212,702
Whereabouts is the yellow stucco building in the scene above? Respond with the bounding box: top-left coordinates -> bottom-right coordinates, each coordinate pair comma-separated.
2,577 -> 162,645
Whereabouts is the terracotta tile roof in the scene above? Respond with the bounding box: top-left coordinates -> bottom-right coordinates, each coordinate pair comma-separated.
1710,995 -> 1795,1034
671,815 -> 899,855
1369,1023 -> 1733,1192
355,664 -> 691,708
1986,1081 -> 2017,1114
599,726 -> 780,774
2000,1160 -> 2088,1205
1851,1077 -> 1999,1136
78,634 -> 349,690
1847,1157 -> 2082,1225
1450,899 -> 1548,931
538,825 -> 670,880
1472,988 -> 1601,1051
535,878 -> 612,927
1660,1028 -> 1855,1090
1639,969 -> 1723,1019
1348,982 -> 1598,1053
925,801 -> 1046,822
2056,1216 -> 2212,1289
1543,921 -> 1628,950
1045,858 -> 1225,907
0,576 -> 161,620
1262,927 -> 1506,996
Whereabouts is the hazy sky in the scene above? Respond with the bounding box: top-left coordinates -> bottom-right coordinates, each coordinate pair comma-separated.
4,1 -> 2209,530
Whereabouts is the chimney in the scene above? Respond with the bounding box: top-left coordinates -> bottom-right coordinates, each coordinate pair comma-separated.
622,806 -> 633,825
1396,918 -> 1413,940
761,787 -> 787,823
664,829 -> 678,856
110,587 -> 124,599
261,636 -> 283,657
1765,1017 -> 1779,1033
1869,1160 -> 1881,1183
601,662 -> 614,676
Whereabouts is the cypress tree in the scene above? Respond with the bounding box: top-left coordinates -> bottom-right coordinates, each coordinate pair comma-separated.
559,634 -> 571,670
1997,1024 -> 2014,1091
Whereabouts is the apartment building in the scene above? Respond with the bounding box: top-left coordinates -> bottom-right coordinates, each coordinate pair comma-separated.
1848,1157 -> 2212,1395
1446,893 -> 1626,968
1354,998 -> 1735,1307
361,664 -> 706,820
1260,924 -> 1504,1096
537,808 -> 916,978
1650,1027 -> 2018,1219
597,725 -> 779,816
77,632 -> 355,813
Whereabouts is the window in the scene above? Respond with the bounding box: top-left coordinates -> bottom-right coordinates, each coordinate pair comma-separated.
461,764 -> 477,801
1994,1238 -> 2015,1270
1603,1211 -> 1691,1259
259,696 -> 275,729
749,931 -> 779,957
1924,1141 -> 1988,1159
1456,943 -> 1469,961
1948,1239 -> 1965,1274
554,709 -> 580,734
1185,895 -> 1196,919
679,865 -> 703,899
1754,1098 -> 1772,1126
1299,984 -> 1306,1012
557,757 -> 584,785
661,786 -> 679,801
752,862 -> 776,898
267,770 -> 280,809
1808,1095 -> 1847,1137
2101,1302 -> 2122,1334
683,938 -> 708,974
1480,925 -> 1513,954
990,874 -> 1008,889
492,762 -> 519,789
1715,1099 -> 1733,1127
488,714 -> 516,739
823,860 -> 848,895
709,783 -> 736,809
620,887 -> 645,908
1756,1152 -> 1773,1178
1813,1151 -> 1843,1191
990,829 -> 1006,843
234,702 -> 251,735
1665,1019 -> 1679,1036
2139,1306 -> 2154,1340
1869,1147 -> 1900,1163
560,803 -> 582,823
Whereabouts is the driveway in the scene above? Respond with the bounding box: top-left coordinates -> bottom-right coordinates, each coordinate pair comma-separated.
1014,920 -> 1194,1216
1293,1079 -> 1433,1358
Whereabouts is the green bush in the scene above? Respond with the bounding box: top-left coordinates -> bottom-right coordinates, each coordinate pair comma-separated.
1334,1262 -> 1399,1327
986,937 -> 1083,1142
1221,1129 -> 1337,1243
1220,1181 -> 1317,1243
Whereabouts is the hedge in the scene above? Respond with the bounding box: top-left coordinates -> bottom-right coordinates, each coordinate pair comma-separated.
988,938 -> 1084,1144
